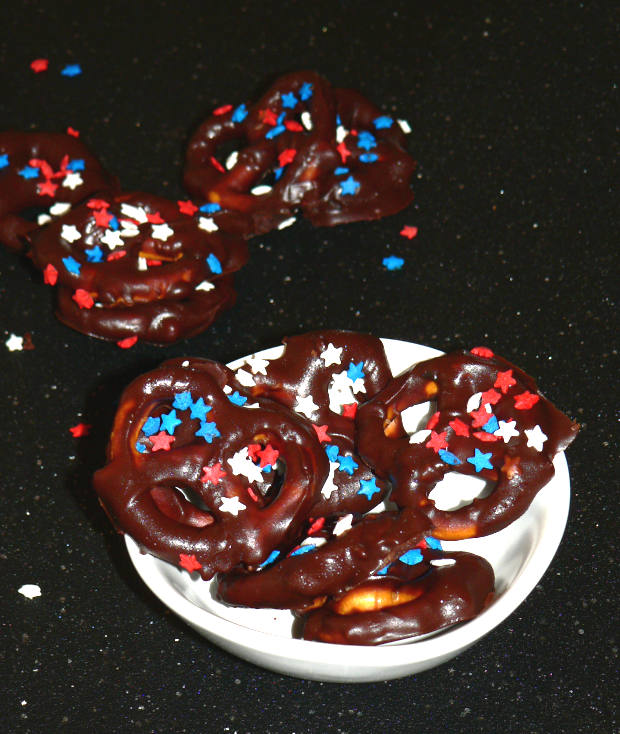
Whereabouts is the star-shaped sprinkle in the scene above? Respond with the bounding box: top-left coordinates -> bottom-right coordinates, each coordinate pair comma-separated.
201,462 -> 227,484
426,430 -> 449,452
5,333 -> 24,351
85,245 -> 103,263
341,403 -> 358,419
195,420 -> 220,443
278,148 -> 297,167
524,425 -> 548,451
400,225 -> 418,239
101,230 -> 124,249
312,424 -> 330,443
61,172 -> 83,190
383,255 -> 404,270
172,392 -> 192,411
189,397 -> 211,421
19,165 -> 39,179
337,454 -> 358,475
92,207 -> 114,227
280,91 -> 298,109
227,447 -> 264,484
470,404 -> 492,428
245,355 -> 270,374
374,115 -> 393,129
357,131 -> 377,150
43,263 -> 58,285
494,369 -> 517,394
151,223 -> 174,241
449,418 -> 470,437
72,289 -> 94,309
480,388 -> 501,406
359,153 -> 378,163
179,553 -> 202,573
346,361 -> 365,382
227,390 -> 247,406
69,423 -> 91,437
358,477 -> 381,500
37,179 -> 58,197
149,431 -> 175,451
294,394 -> 319,419
160,409 -> 182,435
220,496 -> 247,516
198,216 -> 218,233
142,416 -> 160,436
30,58 -> 49,73
61,64 -> 82,77
514,391 -> 540,410
117,336 -> 138,349
325,444 -> 339,463
235,368 -> 255,387
481,415 -> 500,434
467,448 -> 494,472
177,199 -> 198,216
336,141 -> 351,163
399,549 -> 423,566
340,175 -> 361,196
494,419 -> 519,443
320,342 -> 343,367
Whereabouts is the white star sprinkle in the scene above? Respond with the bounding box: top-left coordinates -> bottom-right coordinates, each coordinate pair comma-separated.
235,368 -> 256,388
494,419 -> 520,443
61,224 -> 81,243
294,394 -> 319,419
219,496 -> 247,516
524,425 -> 548,452
61,171 -> 83,190
195,280 -> 214,292
333,514 -> 353,536
18,584 -> 41,599
5,333 -> 24,351
120,203 -> 148,223
198,216 -> 218,232
151,223 -> 174,241
245,355 -> 270,375
320,342 -> 342,367
100,230 -> 124,249
227,447 -> 264,484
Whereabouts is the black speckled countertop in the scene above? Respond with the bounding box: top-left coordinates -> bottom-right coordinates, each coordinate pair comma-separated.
0,2 -> 616,732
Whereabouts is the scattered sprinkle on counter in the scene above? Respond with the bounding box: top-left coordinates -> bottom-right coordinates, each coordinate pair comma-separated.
383,255 -> 404,271
18,584 -> 41,599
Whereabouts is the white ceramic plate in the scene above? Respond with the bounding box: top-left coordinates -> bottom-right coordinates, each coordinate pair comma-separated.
125,339 -> 571,682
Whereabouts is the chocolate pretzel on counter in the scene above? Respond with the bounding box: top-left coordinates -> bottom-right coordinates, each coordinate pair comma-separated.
356,348 -> 580,539
0,131 -> 116,252
93,357 -> 329,579
29,192 -> 248,344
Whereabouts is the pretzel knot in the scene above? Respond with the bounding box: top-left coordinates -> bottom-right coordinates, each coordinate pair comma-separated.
356,349 -> 579,539
93,358 -> 329,579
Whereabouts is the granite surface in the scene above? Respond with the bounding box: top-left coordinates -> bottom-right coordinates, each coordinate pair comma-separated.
0,1 -> 616,732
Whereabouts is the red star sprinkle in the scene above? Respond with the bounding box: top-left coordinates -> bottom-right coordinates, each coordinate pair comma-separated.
177,199 -> 198,216
43,263 -> 58,285
213,104 -> 233,116
449,418 -> 470,437
308,517 -> 326,535
284,120 -> 304,132
30,58 -> 49,73
93,208 -> 114,227
472,431 -> 499,442
66,127 -> 80,137
278,148 -> 297,167
480,388 -> 502,406
258,444 -> 280,467
336,141 -> 351,163
312,424 -> 331,443
426,411 -> 440,430
117,335 -> 138,349
72,289 -> 94,309
341,403 -> 357,419
149,431 -> 175,451
260,108 -> 278,126
400,225 -> 418,239
69,423 -> 91,437
494,369 -> 517,394
470,405 -> 492,428
201,462 -> 227,484
146,211 -> 164,224
179,553 -> 202,573
37,179 -> 58,197
514,391 -> 540,410
246,443 -> 262,461
426,430 -> 448,452
471,346 -> 494,358
210,155 -> 225,173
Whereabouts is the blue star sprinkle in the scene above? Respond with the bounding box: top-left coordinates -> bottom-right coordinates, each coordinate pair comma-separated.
0,154 -> 9,168
206,253 -> 222,274
281,92 -> 297,109
438,449 -> 461,465
62,256 -> 81,275
195,420 -> 220,443
61,64 -> 82,77
359,153 -> 379,163
356,131 -> 377,150
373,115 -> 393,130
325,444 -> 339,463
340,176 -> 360,195
227,391 -> 247,407
358,477 -> 381,500
68,158 -> 85,171
347,361 -> 365,381
141,416 -> 161,436
467,448 -> 494,472
337,454 -> 359,476
425,536 -> 443,550
85,245 -> 103,263
231,104 -> 248,123
160,409 -> 182,435
19,165 -> 40,179
172,391 -> 193,411
482,415 -> 499,434
399,549 -> 423,565
383,255 -> 404,271
189,397 -> 211,422
299,82 -> 313,100
200,202 -> 221,214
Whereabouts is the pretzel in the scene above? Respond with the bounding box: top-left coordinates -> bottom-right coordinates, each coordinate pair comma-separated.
300,550 -> 495,645
93,357 -> 329,579
29,191 -> 248,344
356,348 -> 579,539
216,508 -> 432,610
0,131 -> 116,251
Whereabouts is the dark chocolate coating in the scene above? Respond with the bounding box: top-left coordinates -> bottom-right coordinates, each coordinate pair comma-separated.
300,551 -> 495,645
356,349 -> 580,538
216,508 -> 431,609
93,357 -> 329,579
0,131 -> 116,251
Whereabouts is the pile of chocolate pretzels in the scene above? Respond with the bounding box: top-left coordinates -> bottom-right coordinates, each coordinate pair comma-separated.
94,331 -> 579,645
0,72 -> 414,345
